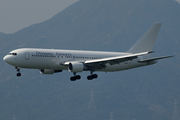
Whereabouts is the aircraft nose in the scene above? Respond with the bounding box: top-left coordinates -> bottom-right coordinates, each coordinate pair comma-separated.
3,55 -> 14,64
3,55 -> 7,62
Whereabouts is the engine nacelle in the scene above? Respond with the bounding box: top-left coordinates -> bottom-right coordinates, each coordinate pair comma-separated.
68,62 -> 84,73
40,69 -> 62,74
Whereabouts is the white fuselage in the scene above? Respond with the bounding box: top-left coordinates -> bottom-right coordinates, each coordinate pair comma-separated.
3,48 -> 154,72
3,23 -> 171,80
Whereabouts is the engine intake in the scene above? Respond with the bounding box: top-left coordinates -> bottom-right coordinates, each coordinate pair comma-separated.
68,62 -> 84,73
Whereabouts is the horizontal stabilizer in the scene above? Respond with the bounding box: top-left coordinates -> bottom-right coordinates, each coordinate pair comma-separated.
138,55 -> 173,63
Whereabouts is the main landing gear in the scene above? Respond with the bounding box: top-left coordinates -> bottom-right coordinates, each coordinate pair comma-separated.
15,67 -> 21,77
87,71 -> 98,80
70,72 -> 98,81
87,74 -> 98,80
70,73 -> 81,81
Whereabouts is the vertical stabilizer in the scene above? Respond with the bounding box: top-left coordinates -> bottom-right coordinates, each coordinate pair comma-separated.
128,23 -> 162,53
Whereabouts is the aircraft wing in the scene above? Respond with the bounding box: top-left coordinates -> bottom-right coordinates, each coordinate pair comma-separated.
138,55 -> 173,63
63,51 -> 150,70
84,51 -> 149,65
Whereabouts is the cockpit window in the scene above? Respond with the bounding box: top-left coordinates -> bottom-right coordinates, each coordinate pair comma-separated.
9,53 -> 17,56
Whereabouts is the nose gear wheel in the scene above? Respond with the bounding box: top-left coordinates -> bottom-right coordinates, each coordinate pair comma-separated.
15,67 -> 21,77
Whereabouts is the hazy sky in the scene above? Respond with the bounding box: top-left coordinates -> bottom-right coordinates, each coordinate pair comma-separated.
175,0 -> 180,3
0,0 -> 179,34
0,0 -> 79,34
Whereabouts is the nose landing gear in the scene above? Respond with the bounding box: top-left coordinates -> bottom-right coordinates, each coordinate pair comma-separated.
15,67 -> 21,77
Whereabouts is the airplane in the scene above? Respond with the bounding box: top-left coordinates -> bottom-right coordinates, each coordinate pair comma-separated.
3,23 -> 173,81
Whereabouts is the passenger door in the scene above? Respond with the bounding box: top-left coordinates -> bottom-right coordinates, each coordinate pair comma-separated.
25,52 -> 29,60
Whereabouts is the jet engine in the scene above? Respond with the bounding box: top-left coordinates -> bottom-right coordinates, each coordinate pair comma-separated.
68,62 -> 84,73
40,69 -> 62,74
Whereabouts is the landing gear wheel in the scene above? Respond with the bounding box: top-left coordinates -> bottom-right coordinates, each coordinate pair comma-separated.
87,74 -> 98,80
70,75 -> 81,81
17,73 -> 21,77
87,75 -> 93,80
92,74 -> 98,78
70,77 -> 76,81
15,67 -> 21,77
76,75 -> 81,80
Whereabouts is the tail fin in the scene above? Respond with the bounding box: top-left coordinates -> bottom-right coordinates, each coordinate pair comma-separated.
128,23 -> 162,53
